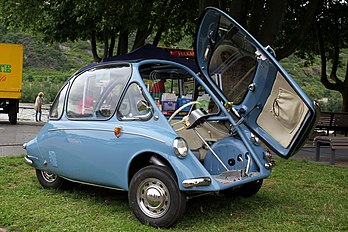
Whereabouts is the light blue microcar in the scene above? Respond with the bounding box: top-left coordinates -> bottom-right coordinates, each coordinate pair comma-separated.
24,7 -> 318,227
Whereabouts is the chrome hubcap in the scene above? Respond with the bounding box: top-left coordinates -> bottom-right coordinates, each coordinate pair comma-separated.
41,171 -> 57,183
137,178 -> 170,218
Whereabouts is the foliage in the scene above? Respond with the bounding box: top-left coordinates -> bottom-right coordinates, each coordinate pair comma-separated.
286,0 -> 348,111
0,30 -> 93,102
0,28 -> 345,108
280,50 -> 348,112
1,0 -> 347,109
0,156 -> 347,231
0,0 -> 199,61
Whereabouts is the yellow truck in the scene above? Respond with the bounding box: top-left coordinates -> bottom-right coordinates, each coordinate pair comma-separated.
0,44 -> 24,124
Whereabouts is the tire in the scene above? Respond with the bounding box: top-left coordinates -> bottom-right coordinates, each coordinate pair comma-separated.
238,179 -> 263,198
8,102 -> 17,125
128,165 -> 186,228
35,169 -> 65,189
222,179 -> 263,198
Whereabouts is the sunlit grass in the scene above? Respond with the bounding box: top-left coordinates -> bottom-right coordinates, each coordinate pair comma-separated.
0,156 -> 347,231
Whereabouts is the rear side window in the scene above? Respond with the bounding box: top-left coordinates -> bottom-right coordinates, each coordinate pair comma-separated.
66,64 -> 131,119
49,83 -> 68,119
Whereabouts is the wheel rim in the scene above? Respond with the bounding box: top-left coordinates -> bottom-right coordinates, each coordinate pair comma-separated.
41,170 -> 58,183
137,178 -> 170,218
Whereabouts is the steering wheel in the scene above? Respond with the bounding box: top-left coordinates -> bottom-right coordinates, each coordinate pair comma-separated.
168,101 -> 200,132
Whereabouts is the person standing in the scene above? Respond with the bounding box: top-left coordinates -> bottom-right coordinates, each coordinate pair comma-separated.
34,92 -> 44,122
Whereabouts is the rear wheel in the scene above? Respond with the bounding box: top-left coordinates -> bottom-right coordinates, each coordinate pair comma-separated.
128,165 -> 186,228
36,169 -> 66,189
238,179 -> 263,197
8,102 -> 17,125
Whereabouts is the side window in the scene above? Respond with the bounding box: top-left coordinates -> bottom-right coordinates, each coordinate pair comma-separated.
49,83 -> 68,119
117,83 -> 152,121
67,64 -> 131,119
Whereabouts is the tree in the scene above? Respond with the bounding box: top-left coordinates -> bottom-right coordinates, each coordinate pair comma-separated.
0,0 -> 199,62
199,0 -> 319,59
2,0 -> 347,110
279,0 -> 348,111
314,0 -> 348,112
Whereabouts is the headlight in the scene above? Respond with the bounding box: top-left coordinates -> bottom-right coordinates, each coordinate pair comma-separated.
173,137 -> 188,159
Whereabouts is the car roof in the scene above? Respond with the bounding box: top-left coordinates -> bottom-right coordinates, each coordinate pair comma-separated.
75,44 -> 199,76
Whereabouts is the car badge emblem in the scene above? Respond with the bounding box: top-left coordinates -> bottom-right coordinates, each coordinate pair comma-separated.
114,126 -> 122,138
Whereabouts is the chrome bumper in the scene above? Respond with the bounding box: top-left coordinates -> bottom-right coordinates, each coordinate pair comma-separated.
24,155 -> 33,165
182,177 -> 211,188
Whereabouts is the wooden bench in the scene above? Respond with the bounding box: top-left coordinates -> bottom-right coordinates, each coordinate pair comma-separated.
314,136 -> 348,165
315,112 -> 348,136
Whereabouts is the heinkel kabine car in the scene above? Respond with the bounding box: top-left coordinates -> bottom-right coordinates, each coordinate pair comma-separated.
24,7 -> 318,227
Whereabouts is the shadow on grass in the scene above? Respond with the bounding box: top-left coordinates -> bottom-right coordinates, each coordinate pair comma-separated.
60,182 -> 129,203
53,181 -> 281,228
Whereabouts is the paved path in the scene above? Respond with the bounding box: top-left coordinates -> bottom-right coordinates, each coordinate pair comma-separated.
0,103 -> 48,156
0,103 -> 49,123
0,121 -> 43,156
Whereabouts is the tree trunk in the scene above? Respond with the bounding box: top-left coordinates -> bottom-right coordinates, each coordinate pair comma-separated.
228,0 -> 249,27
103,30 -> 109,59
153,25 -> 165,47
257,0 -> 288,46
249,0 -> 266,37
276,0 -> 319,60
132,27 -> 153,50
131,0 -> 155,51
315,20 -> 348,112
117,30 -> 129,55
90,30 -> 101,63
108,31 -> 116,57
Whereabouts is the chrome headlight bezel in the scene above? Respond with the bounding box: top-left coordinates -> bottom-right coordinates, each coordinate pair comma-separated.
173,137 -> 188,159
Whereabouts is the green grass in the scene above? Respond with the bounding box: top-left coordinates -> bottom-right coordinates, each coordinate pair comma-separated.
0,156 -> 347,231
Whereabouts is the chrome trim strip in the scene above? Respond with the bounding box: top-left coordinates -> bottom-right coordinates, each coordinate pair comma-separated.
61,176 -> 126,191
182,177 -> 211,188
48,128 -> 114,133
48,128 -> 166,143
122,131 -> 166,143
24,155 -> 33,165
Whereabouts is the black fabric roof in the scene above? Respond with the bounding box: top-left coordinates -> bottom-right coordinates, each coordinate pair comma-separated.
103,44 -> 199,72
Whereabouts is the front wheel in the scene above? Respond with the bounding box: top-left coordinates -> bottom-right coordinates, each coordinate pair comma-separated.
128,165 -> 186,228
35,169 -> 66,189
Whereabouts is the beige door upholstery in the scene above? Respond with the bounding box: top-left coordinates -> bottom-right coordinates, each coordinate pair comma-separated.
257,72 -> 309,148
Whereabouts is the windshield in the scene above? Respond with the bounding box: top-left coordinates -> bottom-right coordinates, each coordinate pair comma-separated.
207,15 -> 258,105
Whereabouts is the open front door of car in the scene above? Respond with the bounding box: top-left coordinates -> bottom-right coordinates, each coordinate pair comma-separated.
195,7 -> 318,158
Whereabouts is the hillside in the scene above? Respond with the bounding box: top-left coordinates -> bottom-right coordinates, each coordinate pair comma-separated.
0,31 -> 345,111
281,54 -> 344,112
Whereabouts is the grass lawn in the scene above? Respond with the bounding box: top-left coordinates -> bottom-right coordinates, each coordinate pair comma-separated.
0,155 -> 347,231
